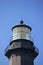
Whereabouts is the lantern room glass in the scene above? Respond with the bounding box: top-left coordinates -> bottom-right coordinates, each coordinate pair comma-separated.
12,27 -> 31,40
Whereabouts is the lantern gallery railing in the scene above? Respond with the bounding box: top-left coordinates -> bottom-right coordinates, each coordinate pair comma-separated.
5,44 -> 11,54
5,43 -> 39,55
33,45 -> 39,54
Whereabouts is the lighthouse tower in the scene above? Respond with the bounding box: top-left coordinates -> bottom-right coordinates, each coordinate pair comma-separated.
5,21 -> 39,65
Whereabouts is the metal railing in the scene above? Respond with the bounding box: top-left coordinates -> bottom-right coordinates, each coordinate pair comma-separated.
33,45 -> 39,54
5,44 -> 39,55
5,44 -> 11,54
5,36 -> 39,54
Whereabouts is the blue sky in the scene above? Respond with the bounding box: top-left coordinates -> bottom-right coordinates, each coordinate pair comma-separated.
0,0 -> 43,65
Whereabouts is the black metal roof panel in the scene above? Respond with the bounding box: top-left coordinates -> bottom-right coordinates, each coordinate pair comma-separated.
12,24 -> 32,31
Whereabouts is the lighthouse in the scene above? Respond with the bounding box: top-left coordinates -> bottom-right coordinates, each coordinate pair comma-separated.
5,21 -> 39,65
